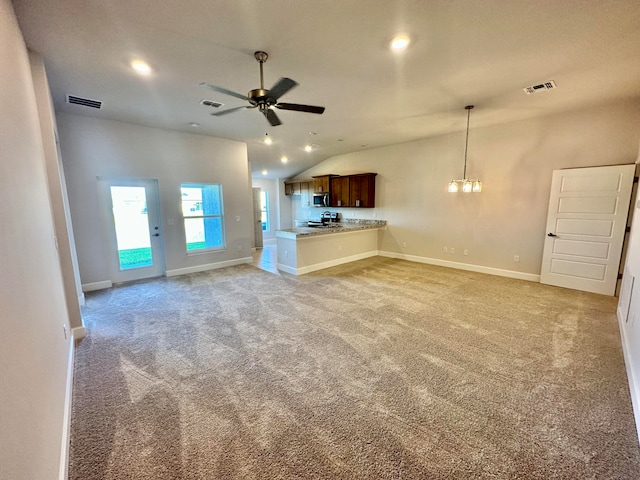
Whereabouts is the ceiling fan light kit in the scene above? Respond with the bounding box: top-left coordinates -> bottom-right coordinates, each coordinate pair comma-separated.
200,51 -> 325,127
448,105 -> 482,193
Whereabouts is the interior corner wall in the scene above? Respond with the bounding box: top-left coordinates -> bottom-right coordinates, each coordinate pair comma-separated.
293,101 -> 640,276
0,0 -> 72,478
56,113 -> 253,285
617,152 -> 640,440
251,177 -> 279,241
29,52 -> 84,331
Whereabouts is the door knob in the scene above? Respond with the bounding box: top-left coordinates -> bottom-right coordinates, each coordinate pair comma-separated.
152,233 -> 160,237
547,233 -> 557,237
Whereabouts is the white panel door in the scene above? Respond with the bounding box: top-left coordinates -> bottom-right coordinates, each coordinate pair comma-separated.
540,164 -> 635,295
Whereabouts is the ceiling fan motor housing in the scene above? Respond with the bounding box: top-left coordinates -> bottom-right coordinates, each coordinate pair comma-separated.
248,88 -> 273,108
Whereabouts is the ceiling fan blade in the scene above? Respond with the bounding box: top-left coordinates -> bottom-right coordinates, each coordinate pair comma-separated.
211,106 -> 248,117
262,108 -> 282,126
268,77 -> 298,101
275,103 -> 325,115
199,82 -> 248,101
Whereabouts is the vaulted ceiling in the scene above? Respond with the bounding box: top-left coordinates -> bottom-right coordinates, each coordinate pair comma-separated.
13,0 -> 640,178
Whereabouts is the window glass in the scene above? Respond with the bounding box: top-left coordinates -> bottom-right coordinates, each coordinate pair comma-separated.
181,184 -> 225,251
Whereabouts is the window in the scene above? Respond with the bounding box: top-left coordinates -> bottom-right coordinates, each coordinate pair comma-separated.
260,190 -> 270,232
181,183 -> 225,252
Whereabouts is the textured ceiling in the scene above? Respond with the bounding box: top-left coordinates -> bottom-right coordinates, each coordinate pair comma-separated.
13,0 -> 640,178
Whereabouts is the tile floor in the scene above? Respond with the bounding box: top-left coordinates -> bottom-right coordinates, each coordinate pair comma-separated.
251,242 -> 279,274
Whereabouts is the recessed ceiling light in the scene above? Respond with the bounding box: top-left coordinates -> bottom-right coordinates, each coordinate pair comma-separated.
304,145 -> 313,152
264,134 -> 272,145
281,156 -> 288,164
188,122 -> 200,128
131,60 -> 152,75
261,170 -> 268,175
390,34 -> 411,51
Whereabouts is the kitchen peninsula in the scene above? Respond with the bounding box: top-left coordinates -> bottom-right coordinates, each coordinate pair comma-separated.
276,219 -> 387,275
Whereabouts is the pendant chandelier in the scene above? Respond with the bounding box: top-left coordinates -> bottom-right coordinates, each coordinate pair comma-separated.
448,105 -> 482,193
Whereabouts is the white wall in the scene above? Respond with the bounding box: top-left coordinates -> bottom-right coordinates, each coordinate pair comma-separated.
56,113 -> 254,285
251,178 -> 279,242
277,178 -> 293,230
30,52 -> 85,334
293,101 -> 640,277
0,1 -> 73,478
618,158 -> 640,439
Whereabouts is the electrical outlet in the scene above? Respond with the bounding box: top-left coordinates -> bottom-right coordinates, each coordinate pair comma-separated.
402,241 -> 407,248
235,216 -> 240,222
444,247 -> 448,253
338,245 -> 342,251
514,255 -> 520,263
450,248 -> 455,254
464,249 -> 468,256
237,245 -> 242,251
284,251 -> 288,258
63,325 -> 67,340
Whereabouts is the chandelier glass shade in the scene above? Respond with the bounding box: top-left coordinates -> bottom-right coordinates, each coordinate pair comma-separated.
448,105 -> 482,193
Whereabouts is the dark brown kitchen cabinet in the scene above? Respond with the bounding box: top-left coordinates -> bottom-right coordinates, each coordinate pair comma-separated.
284,181 -> 302,196
284,182 -> 294,196
300,181 -> 311,207
309,173 -> 376,207
349,173 -> 376,208
312,175 -> 334,193
330,176 -> 350,207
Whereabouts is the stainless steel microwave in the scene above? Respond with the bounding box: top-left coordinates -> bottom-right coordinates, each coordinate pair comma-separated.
313,193 -> 329,207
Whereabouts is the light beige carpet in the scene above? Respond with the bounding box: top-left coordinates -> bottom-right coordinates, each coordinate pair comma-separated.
70,257 -> 640,479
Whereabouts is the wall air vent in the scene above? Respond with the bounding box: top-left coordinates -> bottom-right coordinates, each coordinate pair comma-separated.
200,99 -> 224,108
523,80 -> 557,95
66,95 -> 103,109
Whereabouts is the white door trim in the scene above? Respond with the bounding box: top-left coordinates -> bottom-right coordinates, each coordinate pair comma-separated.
99,177 -> 166,283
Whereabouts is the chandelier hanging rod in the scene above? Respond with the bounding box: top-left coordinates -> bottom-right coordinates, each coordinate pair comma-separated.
448,104 -> 482,193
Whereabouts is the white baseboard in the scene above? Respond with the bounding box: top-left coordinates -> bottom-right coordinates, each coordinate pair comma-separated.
166,257 -> 253,277
72,326 -> 87,340
379,251 -> 540,282
82,280 -> 112,292
278,250 -> 379,275
277,263 -> 297,275
59,335 -> 75,480
263,238 -> 277,245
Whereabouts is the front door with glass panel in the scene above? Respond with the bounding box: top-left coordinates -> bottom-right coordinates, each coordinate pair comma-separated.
102,178 -> 165,283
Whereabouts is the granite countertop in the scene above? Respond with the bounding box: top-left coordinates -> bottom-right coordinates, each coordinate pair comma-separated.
276,219 -> 387,238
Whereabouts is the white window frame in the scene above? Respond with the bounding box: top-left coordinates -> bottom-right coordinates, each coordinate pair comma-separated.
180,183 -> 226,254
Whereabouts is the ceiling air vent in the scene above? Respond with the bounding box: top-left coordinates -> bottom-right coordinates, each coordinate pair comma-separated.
200,99 -> 224,108
523,80 -> 557,95
67,95 -> 102,109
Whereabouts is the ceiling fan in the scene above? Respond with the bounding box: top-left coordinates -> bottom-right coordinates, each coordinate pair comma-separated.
199,51 -> 325,127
